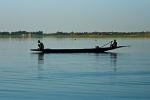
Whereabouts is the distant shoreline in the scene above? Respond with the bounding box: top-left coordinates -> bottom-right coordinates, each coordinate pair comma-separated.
44,33 -> 150,38
0,34 -> 150,38
0,31 -> 150,38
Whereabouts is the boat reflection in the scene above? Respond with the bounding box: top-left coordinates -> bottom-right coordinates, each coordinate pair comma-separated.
94,52 -> 117,71
30,53 -> 44,67
37,53 -> 44,80
38,53 -> 44,70
110,53 -> 117,72
110,53 -> 117,66
30,53 -> 44,79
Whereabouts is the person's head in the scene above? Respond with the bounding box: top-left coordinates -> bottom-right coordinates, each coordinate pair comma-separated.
114,39 -> 116,42
38,40 -> 40,43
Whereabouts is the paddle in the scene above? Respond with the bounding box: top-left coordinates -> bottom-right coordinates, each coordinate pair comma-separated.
101,41 -> 112,48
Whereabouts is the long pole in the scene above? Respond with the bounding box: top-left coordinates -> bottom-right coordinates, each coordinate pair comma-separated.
101,41 -> 112,48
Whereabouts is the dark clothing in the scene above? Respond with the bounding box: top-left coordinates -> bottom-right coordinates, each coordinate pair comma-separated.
110,40 -> 117,48
38,42 -> 44,50
113,41 -> 117,47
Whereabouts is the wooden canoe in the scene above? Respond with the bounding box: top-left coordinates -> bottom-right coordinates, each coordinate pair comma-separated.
30,46 -> 130,53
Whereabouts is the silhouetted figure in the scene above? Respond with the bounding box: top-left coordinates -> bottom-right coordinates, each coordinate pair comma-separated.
38,40 -> 44,50
110,40 -> 117,48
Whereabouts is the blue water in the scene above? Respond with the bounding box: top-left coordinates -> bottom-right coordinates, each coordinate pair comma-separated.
0,38 -> 150,100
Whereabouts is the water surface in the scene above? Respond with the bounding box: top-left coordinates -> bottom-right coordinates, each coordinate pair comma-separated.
0,38 -> 150,100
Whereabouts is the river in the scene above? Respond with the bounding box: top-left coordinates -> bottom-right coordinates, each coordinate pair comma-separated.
0,37 -> 150,100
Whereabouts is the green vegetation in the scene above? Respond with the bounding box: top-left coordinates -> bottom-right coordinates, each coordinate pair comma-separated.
0,31 -> 43,35
11,31 -> 43,35
46,31 -> 150,38
0,31 -> 150,38
0,31 -> 43,38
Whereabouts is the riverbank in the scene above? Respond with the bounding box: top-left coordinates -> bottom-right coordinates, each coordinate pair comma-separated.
0,34 -> 150,38
43,34 -> 150,38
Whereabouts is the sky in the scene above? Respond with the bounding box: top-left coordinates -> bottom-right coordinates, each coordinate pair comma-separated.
0,0 -> 150,33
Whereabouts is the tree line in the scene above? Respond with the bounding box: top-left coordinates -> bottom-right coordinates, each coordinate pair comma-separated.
0,31 -> 43,35
52,31 -> 150,35
0,31 -> 150,35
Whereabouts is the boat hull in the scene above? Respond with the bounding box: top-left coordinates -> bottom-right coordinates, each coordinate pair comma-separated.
30,46 -> 129,53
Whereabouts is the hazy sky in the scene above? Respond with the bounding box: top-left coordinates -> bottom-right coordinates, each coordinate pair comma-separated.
0,0 -> 150,33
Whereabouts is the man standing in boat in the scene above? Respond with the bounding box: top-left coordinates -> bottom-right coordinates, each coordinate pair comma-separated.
110,39 -> 117,48
38,40 -> 44,50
